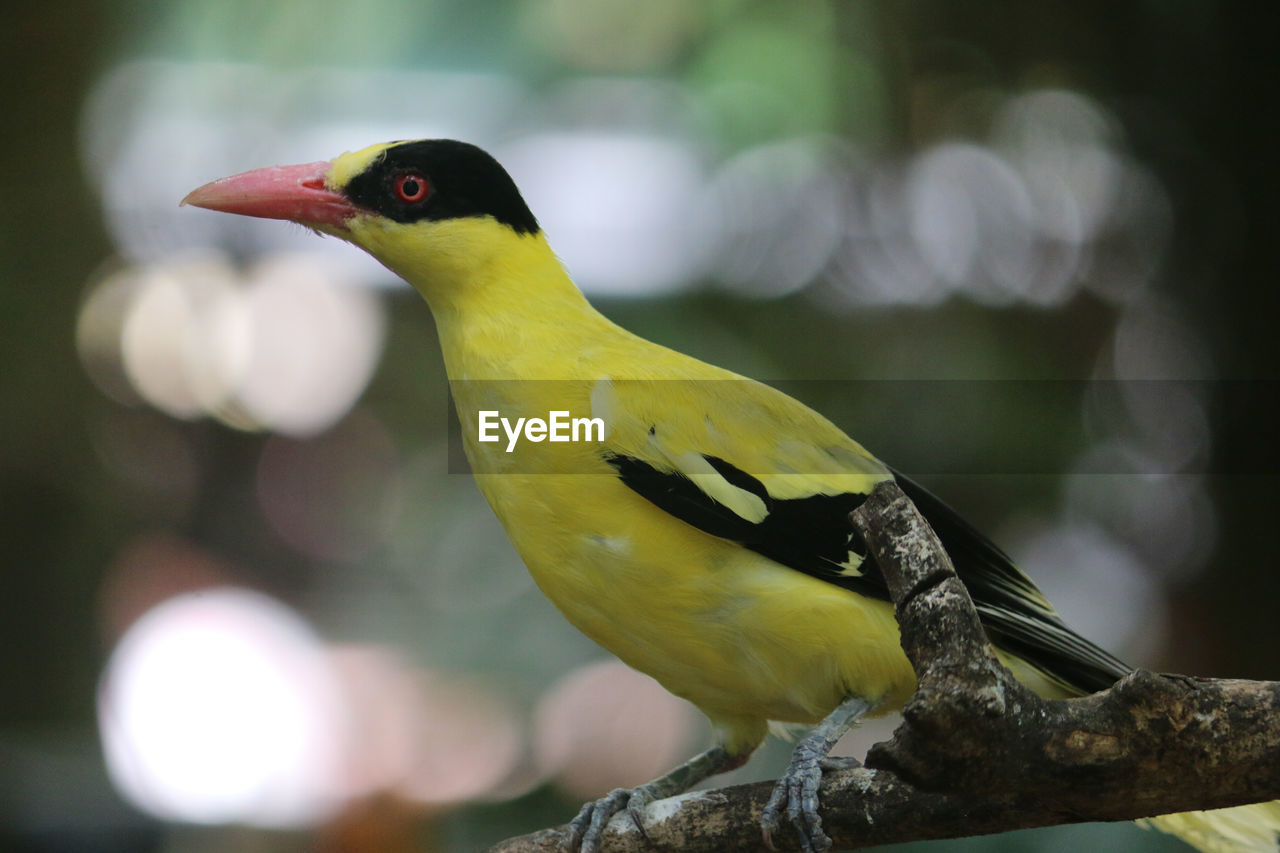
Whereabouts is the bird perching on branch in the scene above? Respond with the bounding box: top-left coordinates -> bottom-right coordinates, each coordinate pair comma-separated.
185,139 -> 1280,853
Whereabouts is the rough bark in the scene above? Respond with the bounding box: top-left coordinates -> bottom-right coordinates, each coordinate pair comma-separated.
490,482 -> 1280,852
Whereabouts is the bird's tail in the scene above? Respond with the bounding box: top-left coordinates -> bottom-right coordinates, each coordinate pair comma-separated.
1142,802 -> 1280,852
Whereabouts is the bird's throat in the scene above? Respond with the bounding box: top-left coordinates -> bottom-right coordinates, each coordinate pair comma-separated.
380,225 -> 609,381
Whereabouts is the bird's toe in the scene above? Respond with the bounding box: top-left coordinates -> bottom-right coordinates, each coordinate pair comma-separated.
761,756 -> 831,853
564,787 -> 632,853
625,784 -> 658,841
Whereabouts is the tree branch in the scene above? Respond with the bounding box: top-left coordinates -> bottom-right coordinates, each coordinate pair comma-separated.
490,482 -> 1280,852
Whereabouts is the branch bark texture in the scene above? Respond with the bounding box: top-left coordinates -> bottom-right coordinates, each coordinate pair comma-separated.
490,482 -> 1280,852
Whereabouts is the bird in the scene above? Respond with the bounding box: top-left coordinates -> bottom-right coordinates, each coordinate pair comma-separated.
185,139 -> 1280,853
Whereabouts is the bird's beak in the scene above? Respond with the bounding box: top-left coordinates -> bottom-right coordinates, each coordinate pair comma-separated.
182,161 -> 361,232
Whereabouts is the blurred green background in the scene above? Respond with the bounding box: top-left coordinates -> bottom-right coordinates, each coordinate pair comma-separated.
1,1 -> 1274,851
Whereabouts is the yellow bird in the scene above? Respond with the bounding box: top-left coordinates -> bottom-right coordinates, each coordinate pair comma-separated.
185,139 -> 1279,853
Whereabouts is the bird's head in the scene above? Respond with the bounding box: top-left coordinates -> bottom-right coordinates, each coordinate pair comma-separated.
183,140 -> 546,302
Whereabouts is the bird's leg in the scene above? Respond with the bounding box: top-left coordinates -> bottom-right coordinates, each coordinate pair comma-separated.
762,695 -> 872,853
564,743 -> 748,853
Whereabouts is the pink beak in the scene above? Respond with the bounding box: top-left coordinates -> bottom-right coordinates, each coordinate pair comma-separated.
182,161 -> 362,231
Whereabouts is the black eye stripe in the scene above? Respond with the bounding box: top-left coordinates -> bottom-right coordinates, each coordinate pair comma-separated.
342,140 -> 539,234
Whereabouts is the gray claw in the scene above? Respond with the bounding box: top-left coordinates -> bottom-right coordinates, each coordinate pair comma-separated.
563,785 -> 656,853
564,787 -> 628,853
761,755 -> 831,853
625,786 -> 656,842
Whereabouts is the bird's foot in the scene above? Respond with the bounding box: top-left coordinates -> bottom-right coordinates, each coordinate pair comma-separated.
563,782 -> 657,853
761,696 -> 871,852
761,752 -> 834,853
760,756 -> 863,851
561,744 -> 740,852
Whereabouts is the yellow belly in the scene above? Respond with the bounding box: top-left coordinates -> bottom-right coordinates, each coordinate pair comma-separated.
474,470 -> 918,732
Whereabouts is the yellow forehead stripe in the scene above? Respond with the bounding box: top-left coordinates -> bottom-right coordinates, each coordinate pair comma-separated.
325,141 -> 399,191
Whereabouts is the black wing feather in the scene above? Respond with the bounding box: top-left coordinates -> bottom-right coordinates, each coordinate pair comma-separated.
891,469 -> 1130,693
605,452 -> 1131,695
605,453 -> 880,589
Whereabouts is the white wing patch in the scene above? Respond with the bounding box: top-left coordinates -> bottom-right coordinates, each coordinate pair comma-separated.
834,552 -> 865,577
670,452 -> 769,524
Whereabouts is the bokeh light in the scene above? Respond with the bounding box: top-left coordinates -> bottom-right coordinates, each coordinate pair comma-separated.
98,589 -> 525,830
534,660 -> 703,798
505,129 -> 710,295
77,251 -> 385,435
329,645 -> 522,806
1007,518 -> 1168,664
98,588 -> 347,827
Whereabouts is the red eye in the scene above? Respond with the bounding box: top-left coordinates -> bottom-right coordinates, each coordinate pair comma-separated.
394,172 -> 429,203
